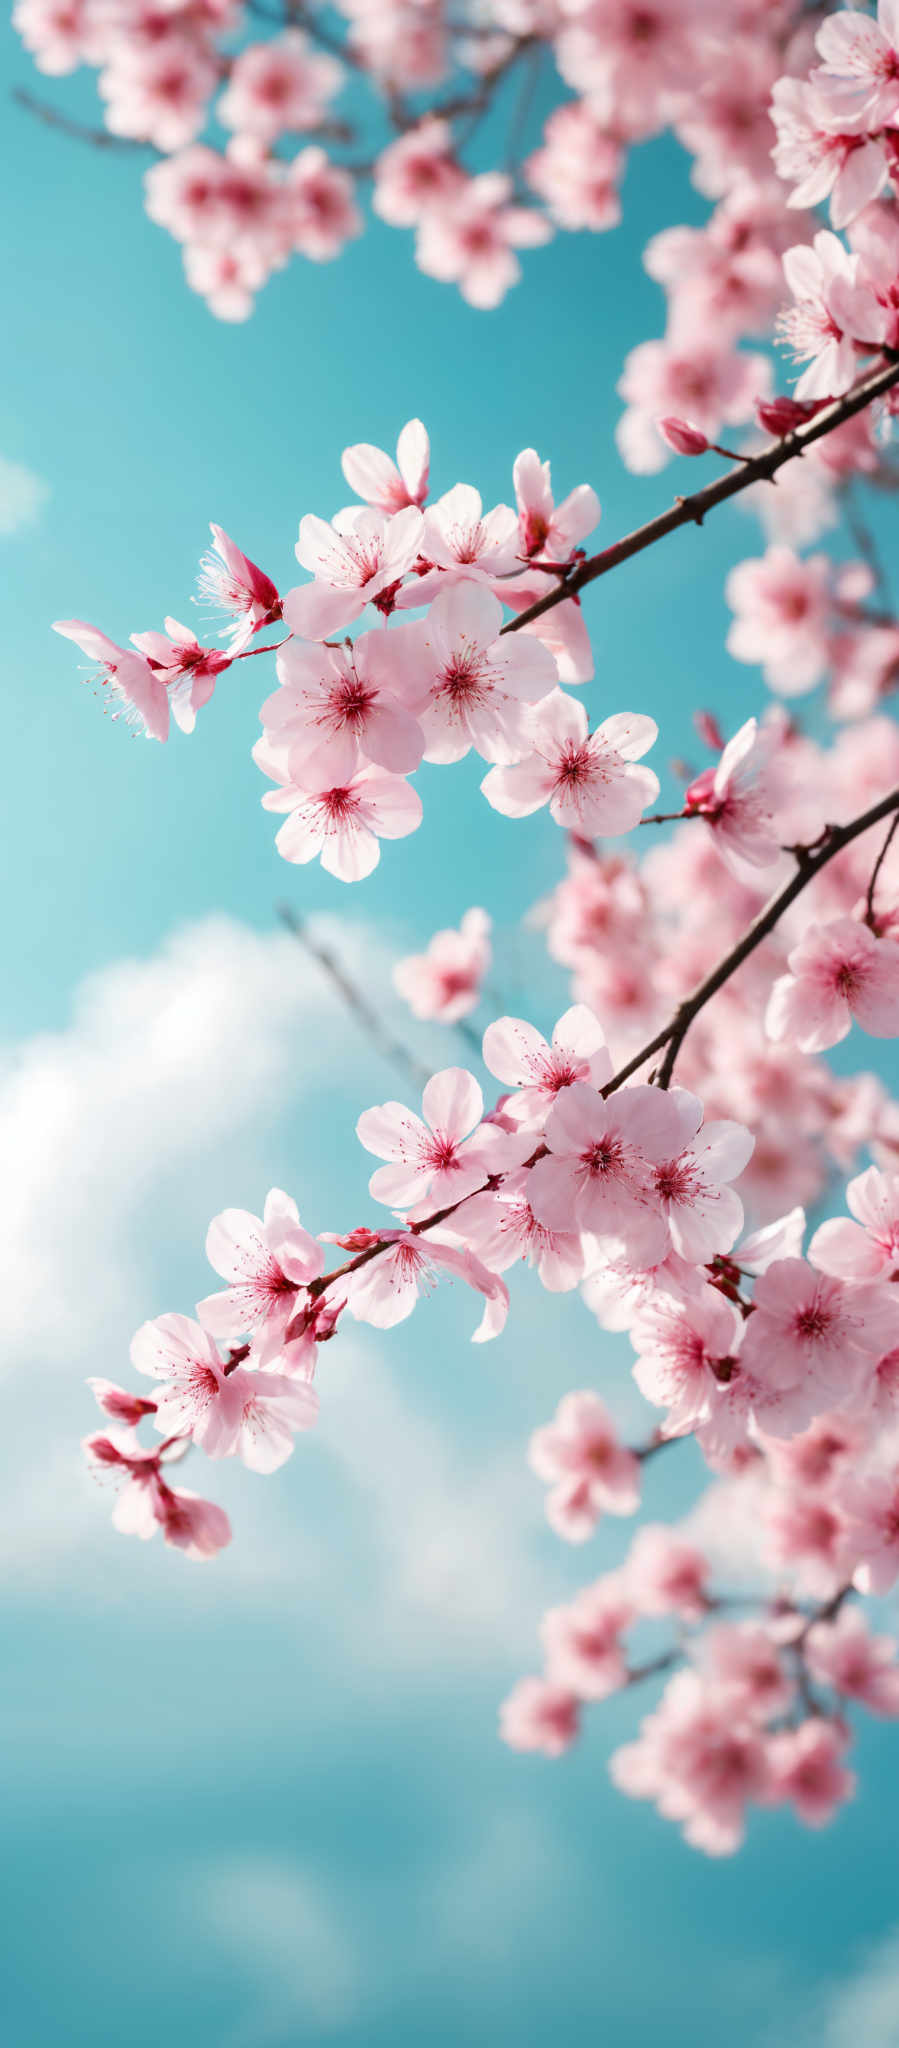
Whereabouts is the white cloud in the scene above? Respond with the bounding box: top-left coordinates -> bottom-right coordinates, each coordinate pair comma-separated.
810,1931 -> 899,2048
187,1855 -> 360,2043
0,453 -> 48,536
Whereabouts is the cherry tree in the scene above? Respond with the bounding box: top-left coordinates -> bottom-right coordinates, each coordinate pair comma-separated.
40,0 -> 899,1856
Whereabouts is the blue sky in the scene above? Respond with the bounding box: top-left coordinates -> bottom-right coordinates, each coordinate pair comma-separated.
5,23 -> 899,2048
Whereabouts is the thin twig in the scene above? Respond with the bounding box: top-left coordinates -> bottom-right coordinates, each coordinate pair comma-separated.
13,84 -> 158,152
865,811 -> 899,924
278,905 -> 433,1090
306,786 -> 899,1301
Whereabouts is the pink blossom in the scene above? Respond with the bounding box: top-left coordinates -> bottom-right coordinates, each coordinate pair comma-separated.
415,171 -> 552,309
511,448 -> 600,563
196,1188 -> 324,1362
740,1258 -> 899,1430
616,338 -> 769,474
810,1165 -> 899,1280
393,907 -> 491,1022
765,1489 -> 853,1597
130,616 -> 230,732
684,717 -> 782,873
624,1525 -> 709,1619
651,1109 -> 755,1263
286,148 -> 363,262
555,0 -> 705,141
482,1003 -> 612,1128
262,629 -> 426,779
218,31 -> 341,142
526,101 -> 622,232
356,1065 -> 521,1209
814,1 -> 899,130
284,504 -> 423,640
258,743 -> 423,881
99,38 -> 217,152
698,1622 -> 794,1722
53,618 -> 170,741
779,230 -> 887,399
453,1173 -> 587,1294
806,1604 -> 899,1714
527,1080 -> 687,1266
86,1378 -> 158,1426
611,1669 -> 770,1855
401,581 -> 557,764
499,1676 -> 580,1757
529,1391 -> 641,1541
725,549 -> 833,695
13,0 -> 101,74
541,1577 -> 634,1699
372,120 -> 465,228
631,1290 -> 742,1437
771,75 -> 889,232
196,524 -> 281,652
842,1462 -> 899,1592
130,1311 -> 318,1467
84,1432 -> 233,1559
764,1720 -> 856,1827
482,692 -> 659,835
341,418 -> 430,513
342,1228 -> 509,1341
657,416 -> 709,456
766,917 -> 899,1052
409,482 -> 520,597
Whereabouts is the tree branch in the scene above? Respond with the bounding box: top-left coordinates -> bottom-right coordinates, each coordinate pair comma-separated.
500,354 -> 899,640
306,785 -> 899,1301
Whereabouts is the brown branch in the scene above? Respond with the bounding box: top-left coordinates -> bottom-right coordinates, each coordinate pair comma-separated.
306,784 -> 899,1301
13,85 -> 159,152
865,811 -> 899,924
278,905 -> 433,1090
499,354 -> 899,641
605,785 -> 899,1092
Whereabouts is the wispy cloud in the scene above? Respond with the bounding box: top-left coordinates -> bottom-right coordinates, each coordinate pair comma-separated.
0,453 -> 48,536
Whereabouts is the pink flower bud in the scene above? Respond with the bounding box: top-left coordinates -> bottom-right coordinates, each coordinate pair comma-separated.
87,1377 -> 158,1426
755,396 -> 824,436
657,416 -> 709,456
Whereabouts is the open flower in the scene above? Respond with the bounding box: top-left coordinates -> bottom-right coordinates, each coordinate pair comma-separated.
482,691 -> 659,834
357,1066 -> 522,1209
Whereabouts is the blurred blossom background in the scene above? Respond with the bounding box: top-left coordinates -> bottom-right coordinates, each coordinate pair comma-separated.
4,19 -> 899,2045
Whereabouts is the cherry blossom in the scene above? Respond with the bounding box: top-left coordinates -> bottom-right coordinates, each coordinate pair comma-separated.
499,1677 -> 580,1757
415,172 -> 552,309
766,917 -> 899,1052
393,907 -> 491,1022
53,619 -> 170,741
356,1066 -> 522,1209
196,1188 -> 324,1363
779,230 -> 887,398
284,504 -> 424,639
805,1605 -> 899,1714
410,582 -> 559,764
482,693 -> 659,835
528,1392 -> 641,1542
765,1721 -> 856,1828
481,1003 -> 612,1128
258,748 -> 423,881
683,718 -> 782,874
341,418 -> 430,513
196,524 -> 282,652
262,630 -> 426,779
541,1578 -> 634,1699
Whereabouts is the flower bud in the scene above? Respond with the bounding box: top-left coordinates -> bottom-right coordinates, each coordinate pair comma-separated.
657,416 -> 709,456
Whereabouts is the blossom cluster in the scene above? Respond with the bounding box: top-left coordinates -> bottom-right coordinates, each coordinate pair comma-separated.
13,0 -> 899,346
55,426 -> 672,880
